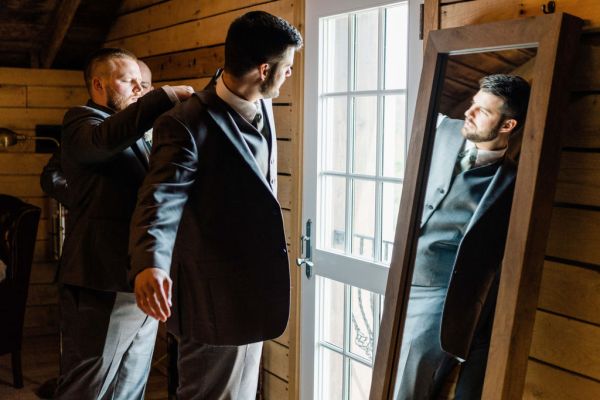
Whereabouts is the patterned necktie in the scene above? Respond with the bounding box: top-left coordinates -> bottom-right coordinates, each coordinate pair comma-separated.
458,146 -> 478,172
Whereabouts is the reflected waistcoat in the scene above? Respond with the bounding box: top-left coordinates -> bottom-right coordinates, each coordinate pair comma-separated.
412,161 -> 500,287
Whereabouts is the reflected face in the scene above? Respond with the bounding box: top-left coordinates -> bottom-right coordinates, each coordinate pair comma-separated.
103,57 -> 143,111
461,90 -> 506,145
137,60 -> 154,95
260,46 -> 295,99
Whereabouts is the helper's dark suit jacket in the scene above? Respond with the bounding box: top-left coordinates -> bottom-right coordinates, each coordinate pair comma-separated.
422,117 -> 517,360
129,87 -> 289,346
59,89 -> 177,292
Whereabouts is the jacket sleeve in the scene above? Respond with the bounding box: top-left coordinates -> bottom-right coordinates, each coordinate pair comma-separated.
40,149 -> 70,207
129,112 -> 203,278
62,88 -> 176,164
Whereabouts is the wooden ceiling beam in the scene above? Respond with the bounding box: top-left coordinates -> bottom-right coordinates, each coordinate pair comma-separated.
40,0 -> 82,68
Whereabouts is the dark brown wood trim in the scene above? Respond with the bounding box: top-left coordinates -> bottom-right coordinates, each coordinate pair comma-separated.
40,0 -> 82,69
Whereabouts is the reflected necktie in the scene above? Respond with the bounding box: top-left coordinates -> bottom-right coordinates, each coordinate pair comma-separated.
458,146 -> 478,173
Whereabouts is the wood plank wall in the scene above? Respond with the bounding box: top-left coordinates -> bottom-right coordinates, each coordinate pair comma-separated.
107,1 -> 304,398
428,0 -> 600,398
0,67 -> 87,337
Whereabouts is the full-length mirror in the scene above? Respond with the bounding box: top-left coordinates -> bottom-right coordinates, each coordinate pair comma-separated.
393,48 -> 535,400
370,13 -> 582,400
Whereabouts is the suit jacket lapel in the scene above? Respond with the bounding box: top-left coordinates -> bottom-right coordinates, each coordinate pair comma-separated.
131,138 -> 150,170
197,91 -> 275,195
464,157 -> 516,233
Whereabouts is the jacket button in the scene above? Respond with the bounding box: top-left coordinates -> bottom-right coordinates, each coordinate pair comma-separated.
438,188 -> 445,194
282,248 -> 288,254
270,159 -> 274,165
427,204 -> 434,210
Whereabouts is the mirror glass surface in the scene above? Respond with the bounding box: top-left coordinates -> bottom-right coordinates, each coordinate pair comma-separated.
392,47 -> 537,399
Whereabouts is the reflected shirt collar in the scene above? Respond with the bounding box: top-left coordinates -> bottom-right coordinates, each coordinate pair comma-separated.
215,75 -> 260,123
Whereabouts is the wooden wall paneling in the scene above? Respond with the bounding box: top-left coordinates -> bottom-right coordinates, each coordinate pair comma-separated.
263,340 -> 290,381
26,284 -> 59,307
0,68 -> 83,86
538,261 -> 600,325
23,304 -> 59,331
34,240 -> 51,262
29,262 -> 58,285
27,86 -> 88,108
282,209 -> 292,246
0,153 -> 50,174
0,175 -> 45,197
0,108 -> 68,130
273,106 -> 294,139
530,311 -> 600,381
105,0 -> 294,58
277,139 -> 293,174
546,207 -> 600,265
0,85 -> 26,107
118,0 -> 166,15
524,360 -> 600,399
565,94 -> 600,148
277,175 -> 293,209
572,40 -> 600,91
555,151 -> 600,206
263,371 -> 289,400
143,46 -> 225,81
109,0 -> 276,41
441,0 -> 600,30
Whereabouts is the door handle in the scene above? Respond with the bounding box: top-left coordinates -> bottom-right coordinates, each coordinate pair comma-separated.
296,219 -> 313,279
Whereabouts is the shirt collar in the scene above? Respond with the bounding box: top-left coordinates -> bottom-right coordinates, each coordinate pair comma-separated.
215,75 -> 260,123
464,140 -> 506,167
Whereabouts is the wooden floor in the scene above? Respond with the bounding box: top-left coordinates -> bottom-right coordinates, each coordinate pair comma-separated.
0,334 -> 169,399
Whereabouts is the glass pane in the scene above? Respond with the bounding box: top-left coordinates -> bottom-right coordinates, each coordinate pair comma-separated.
352,179 -> 375,259
321,277 -> 345,348
354,9 -> 379,91
353,96 -> 377,175
323,97 -> 348,172
350,286 -> 376,361
383,95 -> 406,178
322,176 -> 346,252
323,15 -> 349,93
382,183 -> 402,265
384,4 -> 408,90
320,347 -> 344,400
350,360 -> 373,400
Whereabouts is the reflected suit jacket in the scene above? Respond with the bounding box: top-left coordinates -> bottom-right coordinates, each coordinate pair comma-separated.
129,84 -> 289,346
59,90 -> 177,292
421,117 -> 517,360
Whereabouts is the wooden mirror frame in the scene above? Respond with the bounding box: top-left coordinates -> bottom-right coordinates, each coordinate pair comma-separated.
370,13 -> 582,400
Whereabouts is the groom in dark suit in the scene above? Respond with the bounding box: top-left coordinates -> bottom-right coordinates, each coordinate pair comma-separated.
55,48 -> 193,399
129,11 -> 303,399
395,74 -> 531,399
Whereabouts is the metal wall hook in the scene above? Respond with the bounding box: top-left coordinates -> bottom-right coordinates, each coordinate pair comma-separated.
542,1 -> 556,14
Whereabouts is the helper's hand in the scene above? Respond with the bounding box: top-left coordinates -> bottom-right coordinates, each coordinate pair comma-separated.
170,85 -> 195,101
134,267 -> 172,322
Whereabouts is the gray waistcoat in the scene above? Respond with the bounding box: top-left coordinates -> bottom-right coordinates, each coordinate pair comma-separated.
229,107 -> 272,180
412,161 -> 500,287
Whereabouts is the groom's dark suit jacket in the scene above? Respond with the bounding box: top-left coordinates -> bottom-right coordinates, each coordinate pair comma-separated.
129,85 -> 289,346
59,89 -> 177,292
422,117 -> 517,360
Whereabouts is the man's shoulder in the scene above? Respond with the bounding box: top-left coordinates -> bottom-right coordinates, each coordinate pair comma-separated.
63,103 -> 108,127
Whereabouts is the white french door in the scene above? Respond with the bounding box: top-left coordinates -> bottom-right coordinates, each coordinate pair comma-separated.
300,1 -> 422,398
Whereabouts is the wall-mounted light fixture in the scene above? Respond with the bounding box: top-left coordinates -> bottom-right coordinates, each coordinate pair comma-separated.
0,127 -> 60,149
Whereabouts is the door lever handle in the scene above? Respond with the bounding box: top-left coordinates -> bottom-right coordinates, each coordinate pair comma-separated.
296,219 -> 313,279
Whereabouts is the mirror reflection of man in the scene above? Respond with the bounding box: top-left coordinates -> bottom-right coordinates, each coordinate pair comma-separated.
395,74 -> 531,399
53,48 -> 193,399
128,11 -> 302,399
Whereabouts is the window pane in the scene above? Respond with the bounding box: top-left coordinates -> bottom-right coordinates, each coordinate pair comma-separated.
383,95 -> 406,178
350,360 -> 372,400
323,15 -> 349,93
354,10 -> 379,91
350,286 -> 376,361
321,277 -> 345,349
323,97 -> 348,172
382,183 -> 402,265
353,96 -> 377,175
352,179 -> 375,259
384,4 -> 408,90
322,176 -> 346,252
320,348 -> 344,400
